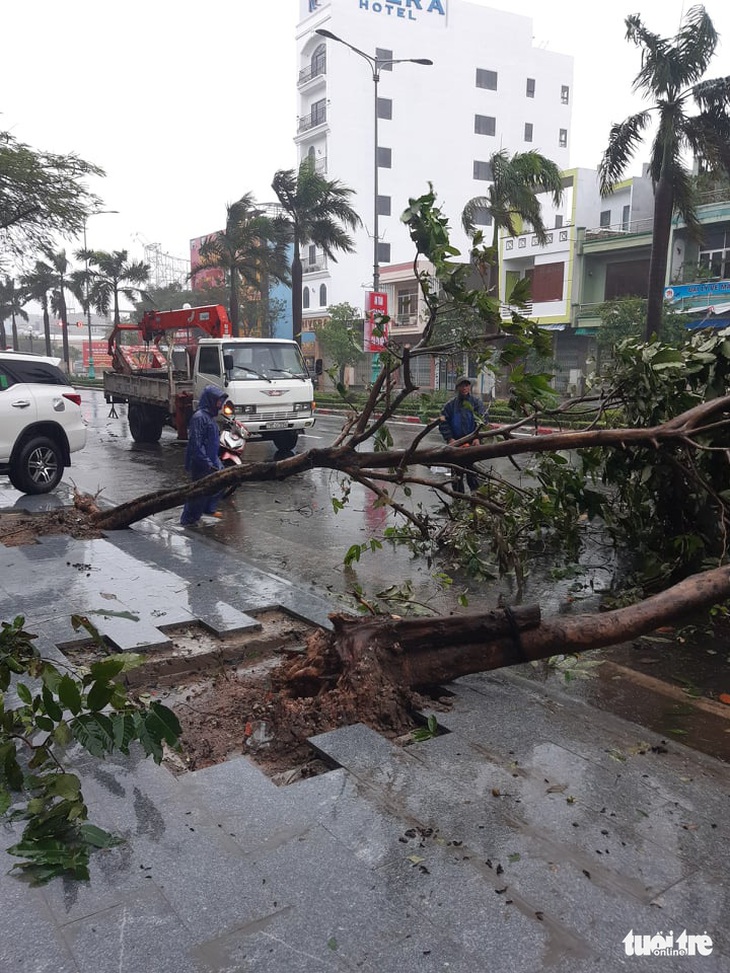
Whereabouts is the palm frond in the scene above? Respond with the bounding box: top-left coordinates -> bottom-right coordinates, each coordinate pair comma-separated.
599,112 -> 652,193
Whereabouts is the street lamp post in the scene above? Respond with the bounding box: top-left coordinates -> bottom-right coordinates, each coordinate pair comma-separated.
314,29 -> 432,295
83,209 -> 118,379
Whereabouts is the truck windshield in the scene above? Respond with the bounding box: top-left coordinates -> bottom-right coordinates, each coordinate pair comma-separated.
222,343 -> 309,381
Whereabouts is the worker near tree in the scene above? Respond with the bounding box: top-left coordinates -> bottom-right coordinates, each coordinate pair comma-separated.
180,384 -> 227,527
438,376 -> 488,492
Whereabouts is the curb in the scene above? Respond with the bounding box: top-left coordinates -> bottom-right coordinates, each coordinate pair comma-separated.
315,408 -> 560,435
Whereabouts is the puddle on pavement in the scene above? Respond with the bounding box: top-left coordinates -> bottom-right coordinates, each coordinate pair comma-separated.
522,635 -> 730,764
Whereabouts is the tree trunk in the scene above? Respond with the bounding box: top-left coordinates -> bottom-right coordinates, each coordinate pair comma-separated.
43,300 -> 52,357
292,243 -> 303,344
229,267 -> 240,338
280,566 -> 730,694
645,145 -> 675,341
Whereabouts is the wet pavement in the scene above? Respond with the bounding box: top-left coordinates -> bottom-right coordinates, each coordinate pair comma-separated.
2,484 -> 730,971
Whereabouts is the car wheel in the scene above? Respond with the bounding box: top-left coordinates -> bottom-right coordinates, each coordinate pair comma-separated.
272,430 -> 298,451
129,404 -> 163,443
9,436 -> 64,494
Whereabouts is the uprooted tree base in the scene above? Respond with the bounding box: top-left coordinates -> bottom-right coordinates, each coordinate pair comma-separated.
171,571 -> 730,779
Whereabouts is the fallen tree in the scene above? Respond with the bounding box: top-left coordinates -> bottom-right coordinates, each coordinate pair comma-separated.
279,564 -> 730,694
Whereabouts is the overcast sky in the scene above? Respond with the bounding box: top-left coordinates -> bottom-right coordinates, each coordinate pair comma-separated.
3,0 -> 729,266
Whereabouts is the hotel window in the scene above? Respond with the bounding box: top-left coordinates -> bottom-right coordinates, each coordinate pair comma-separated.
559,128 -> 568,148
600,210 -> 611,228
474,114 -> 496,136
526,78 -> 535,97
561,85 -> 570,104
319,284 -> 327,306
377,97 -> 393,120
524,122 -> 533,142
473,160 -> 493,181
302,287 -> 310,309
311,98 -> 326,126
308,245 -> 316,264
377,146 -> 392,168
555,215 -> 564,228
476,68 -> 498,90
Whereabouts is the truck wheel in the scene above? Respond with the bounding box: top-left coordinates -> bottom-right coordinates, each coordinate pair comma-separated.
128,404 -> 163,443
9,436 -> 64,494
272,430 -> 298,451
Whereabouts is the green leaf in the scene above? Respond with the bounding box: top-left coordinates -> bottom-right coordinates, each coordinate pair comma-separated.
71,712 -> 115,757
53,722 -> 72,746
90,654 -> 142,680
78,824 -> 122,849
42,685 -> 63,722
58,675 -> 82,716
16,683 -> 32,705
86,681 -> 116,713
48,774 -> 82,800
0,786 -> 11,814
344,544 -> 363,566
147,702 -> 182,746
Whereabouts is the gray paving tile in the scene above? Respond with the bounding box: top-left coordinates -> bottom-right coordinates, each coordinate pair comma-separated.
61,883 -> 201,973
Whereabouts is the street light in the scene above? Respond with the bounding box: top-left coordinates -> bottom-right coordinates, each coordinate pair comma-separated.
83,209 -> 118,378
314,29 -> 432,294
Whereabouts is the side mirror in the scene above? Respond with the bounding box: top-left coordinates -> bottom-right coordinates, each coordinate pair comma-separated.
223,353 -> 234,373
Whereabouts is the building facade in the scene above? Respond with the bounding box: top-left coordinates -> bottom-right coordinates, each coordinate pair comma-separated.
295,0 -> 574,332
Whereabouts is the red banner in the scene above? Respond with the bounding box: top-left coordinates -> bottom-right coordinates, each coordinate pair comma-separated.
364,291 -> 388,353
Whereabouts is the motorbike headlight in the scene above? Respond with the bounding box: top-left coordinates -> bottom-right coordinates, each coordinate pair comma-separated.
221,400 -> 235,417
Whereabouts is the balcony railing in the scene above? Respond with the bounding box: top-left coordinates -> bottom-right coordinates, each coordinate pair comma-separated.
303,256 -> 328,274
393,313 -> 419,328
585,218 -> 653,239
298,110 -> 327,133
500,301 -> 533,320
298,63 -> 326,86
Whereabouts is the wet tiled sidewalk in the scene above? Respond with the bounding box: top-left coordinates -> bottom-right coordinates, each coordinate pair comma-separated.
1,506 -> 729,971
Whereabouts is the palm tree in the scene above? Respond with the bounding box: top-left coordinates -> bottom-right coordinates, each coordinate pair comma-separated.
74,249 -> 150,328
599,5 -> 730,340
461,149 -> 563,300
197,194 -> 290,337
272,159 -> 361,342
31,249 -> 75,370
0,278 -> 28,351
21,261 -> 57,355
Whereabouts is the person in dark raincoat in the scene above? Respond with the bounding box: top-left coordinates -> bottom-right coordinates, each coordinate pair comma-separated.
180,384 -> 227,526
438,376 -> 488,492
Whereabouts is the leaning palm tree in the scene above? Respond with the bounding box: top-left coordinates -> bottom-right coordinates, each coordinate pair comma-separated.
21,261 -> 57,355
461,149 -> 563,300
599,5 -> 730,340
0,277 -> 29,351
272,159 -> 361,342
73,249 -> 150,328
197,194 -> 290,337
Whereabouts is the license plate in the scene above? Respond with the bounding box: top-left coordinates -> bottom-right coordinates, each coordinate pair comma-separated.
266,421 -> 288,429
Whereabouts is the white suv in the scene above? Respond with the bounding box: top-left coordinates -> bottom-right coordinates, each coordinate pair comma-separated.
0,353 -> 87,494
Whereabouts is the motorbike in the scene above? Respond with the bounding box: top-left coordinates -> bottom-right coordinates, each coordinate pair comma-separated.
218,401 -> 248,499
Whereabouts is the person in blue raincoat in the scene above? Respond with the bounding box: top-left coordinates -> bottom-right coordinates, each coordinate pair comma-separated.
438,376 -> 488,492
180,384 -> 227,526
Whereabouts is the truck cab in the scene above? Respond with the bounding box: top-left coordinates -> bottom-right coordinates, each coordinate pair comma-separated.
194,338 -> 316,451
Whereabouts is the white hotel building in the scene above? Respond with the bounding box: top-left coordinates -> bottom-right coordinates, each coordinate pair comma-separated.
295,0 -> 574,369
